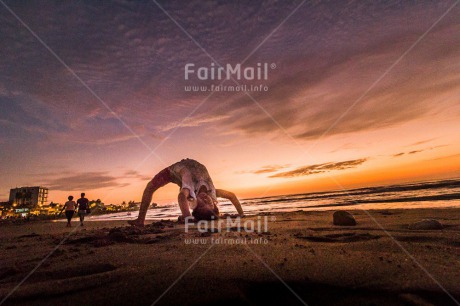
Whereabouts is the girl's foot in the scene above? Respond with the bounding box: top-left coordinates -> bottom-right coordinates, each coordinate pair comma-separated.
128,219 -> 144,227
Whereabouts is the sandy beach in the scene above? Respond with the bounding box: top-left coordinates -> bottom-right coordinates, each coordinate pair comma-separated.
0,208 -> 458,306
2,1 -> 460,305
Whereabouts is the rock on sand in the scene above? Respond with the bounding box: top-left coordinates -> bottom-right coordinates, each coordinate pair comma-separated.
408,219 -> 443,230
333,211 -> 356,226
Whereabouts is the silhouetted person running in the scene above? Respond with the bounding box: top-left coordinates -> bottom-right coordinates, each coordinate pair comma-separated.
128,158 -> 244,227
77,192 -> 89,226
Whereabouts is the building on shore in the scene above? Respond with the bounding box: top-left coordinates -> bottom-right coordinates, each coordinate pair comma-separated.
9,186 -> 48,209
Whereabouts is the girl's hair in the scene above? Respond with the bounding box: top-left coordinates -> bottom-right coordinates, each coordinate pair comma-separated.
192,194 -> 219,221
192,206 -> 219,221
68,195 -> 74,201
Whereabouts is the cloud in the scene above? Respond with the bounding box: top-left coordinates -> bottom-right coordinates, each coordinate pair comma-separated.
38,170 -> 150,191
406,138 -> 435,147
0,94 -> 158,148
205,4 -> 460,141
44,172 -> 124,191
270,158 -> 368,178
1,1 -> 458,146
429,153 -> 460,161
90,134 -> 139,145
149,133 -> 167,141
238,164 -> 290,175
392,145 -> 448,157
159,114 -> 230,132
123,170 -> 151,181
0,95 -> 70,135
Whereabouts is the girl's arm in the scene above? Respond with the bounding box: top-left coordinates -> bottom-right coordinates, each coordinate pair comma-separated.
216,189 -> 244,216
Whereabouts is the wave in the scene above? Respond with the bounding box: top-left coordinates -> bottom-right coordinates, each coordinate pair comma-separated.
89,178 -> 460,221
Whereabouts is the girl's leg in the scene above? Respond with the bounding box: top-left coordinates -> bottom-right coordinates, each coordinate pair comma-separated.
66,211 -> 72,227
129,167 -> 172,226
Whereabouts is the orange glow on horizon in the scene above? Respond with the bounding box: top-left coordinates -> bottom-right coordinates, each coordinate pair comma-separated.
44,149 -> 459,205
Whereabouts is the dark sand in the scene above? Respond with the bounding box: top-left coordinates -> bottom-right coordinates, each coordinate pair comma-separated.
0,208 -> 459,306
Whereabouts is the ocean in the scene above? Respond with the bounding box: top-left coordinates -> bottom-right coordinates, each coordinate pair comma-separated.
89,178 -> 460,221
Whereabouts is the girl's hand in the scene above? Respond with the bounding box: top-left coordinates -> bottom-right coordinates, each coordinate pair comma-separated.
178,215 -> 196,223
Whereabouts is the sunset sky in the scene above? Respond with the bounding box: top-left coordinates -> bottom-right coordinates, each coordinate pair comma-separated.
0,0 -> 459,205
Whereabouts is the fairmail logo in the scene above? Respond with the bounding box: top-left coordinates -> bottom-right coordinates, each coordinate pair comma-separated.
184,62 -> 276,81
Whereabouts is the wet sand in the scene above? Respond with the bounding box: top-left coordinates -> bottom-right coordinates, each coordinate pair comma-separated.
0,208 -> 459,306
